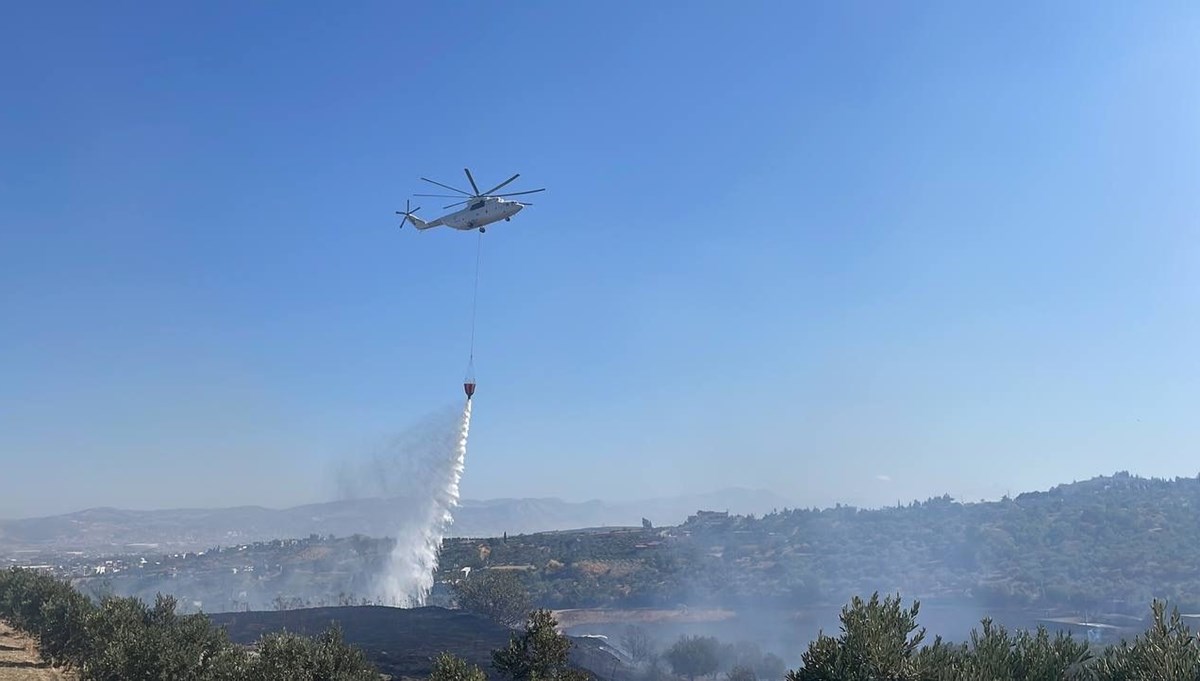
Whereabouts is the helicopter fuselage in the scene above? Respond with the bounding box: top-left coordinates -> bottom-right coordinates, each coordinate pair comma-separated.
436,197 -> 523,231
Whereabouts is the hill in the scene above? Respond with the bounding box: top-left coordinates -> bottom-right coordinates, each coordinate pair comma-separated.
24,472 -> 1200,630
0,488 -> 793,555
434,473 -> 1200,616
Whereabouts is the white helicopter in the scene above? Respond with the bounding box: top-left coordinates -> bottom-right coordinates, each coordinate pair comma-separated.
396,168 -> 544,233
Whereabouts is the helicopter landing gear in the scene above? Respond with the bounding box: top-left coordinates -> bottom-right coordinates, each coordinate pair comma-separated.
480,227 -> 487,233
505,217 -> 511,222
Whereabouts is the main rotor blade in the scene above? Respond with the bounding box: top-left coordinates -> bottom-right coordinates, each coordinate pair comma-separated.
480,173 -> 520,196
420,177 -> 472,196
494,188 -> 546,197
464,168 -> 481,195
443,200 -> 469,209
414,193 -> 465,198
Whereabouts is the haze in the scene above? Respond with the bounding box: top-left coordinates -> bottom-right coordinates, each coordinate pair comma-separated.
2,2 -> 1198,519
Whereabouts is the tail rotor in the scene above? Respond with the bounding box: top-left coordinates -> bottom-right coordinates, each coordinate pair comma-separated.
395,199 -> 422,229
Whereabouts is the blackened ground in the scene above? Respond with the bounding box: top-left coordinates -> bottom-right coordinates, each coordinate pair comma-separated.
208,606 -> 628,681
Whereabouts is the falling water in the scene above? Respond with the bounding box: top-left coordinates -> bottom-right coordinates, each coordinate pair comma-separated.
376,398 -> 472,606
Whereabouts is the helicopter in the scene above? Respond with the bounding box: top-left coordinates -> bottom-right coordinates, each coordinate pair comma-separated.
396,168 -> 544,233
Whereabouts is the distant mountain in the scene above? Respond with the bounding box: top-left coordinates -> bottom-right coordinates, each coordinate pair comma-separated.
0,487 -> 795,555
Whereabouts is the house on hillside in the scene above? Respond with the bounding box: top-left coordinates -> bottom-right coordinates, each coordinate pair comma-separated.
686,510 -> 732,529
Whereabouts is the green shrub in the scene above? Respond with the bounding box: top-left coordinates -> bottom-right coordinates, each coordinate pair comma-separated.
0,568 -> 378,680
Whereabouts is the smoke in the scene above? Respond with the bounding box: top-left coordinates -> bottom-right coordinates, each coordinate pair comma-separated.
335,406 -> 462,501
371,399 -> 473,607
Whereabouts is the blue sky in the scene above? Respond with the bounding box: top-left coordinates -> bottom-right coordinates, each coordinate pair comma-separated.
2,2 -> 1197,518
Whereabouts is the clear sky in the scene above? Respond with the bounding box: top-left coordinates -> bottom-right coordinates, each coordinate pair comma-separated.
2,2 -> 1198,519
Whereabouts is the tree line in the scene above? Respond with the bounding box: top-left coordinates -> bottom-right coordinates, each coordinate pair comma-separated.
787,592 -> 1200,680
2,566 -> 596,681
452,570 -> 1200,680
634,594 -> 1200,681
14,561 -> 1200,680
1,566 -> 379,680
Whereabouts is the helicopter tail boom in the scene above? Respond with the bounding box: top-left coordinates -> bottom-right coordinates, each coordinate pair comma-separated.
405,214 -> 438,230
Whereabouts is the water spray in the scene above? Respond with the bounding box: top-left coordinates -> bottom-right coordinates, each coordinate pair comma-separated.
376,397 -> 473,607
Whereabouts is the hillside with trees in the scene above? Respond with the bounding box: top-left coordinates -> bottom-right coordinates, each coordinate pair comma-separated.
29,473 -> 1200,622
436,473 -> 1200,616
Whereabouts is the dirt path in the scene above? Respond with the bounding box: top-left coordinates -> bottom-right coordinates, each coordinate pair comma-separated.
0,621 -> 75,681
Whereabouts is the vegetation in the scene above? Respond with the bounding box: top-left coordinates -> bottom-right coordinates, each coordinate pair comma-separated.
596,591 -> 1200,679
45,473 -> 1200,620
726,666 -> 756,681
631,634 -> 784,681
452,569 -> 533,627
492,609 -> 590,681
246,625 -> 378,681
790,593 -> 929,681
1090,600 -> 1200,679
732,646 -> 785,680
430,652 -> 489,681
621,625 -> 657,667
785,592 -> 1200,680
17,559 -> 1200,679
0,566 -> 380,680
664,636 -> 721,681
437,473 -> 1200,615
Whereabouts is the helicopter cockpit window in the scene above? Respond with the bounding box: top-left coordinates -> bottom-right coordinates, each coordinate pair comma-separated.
470,200 -> 485,211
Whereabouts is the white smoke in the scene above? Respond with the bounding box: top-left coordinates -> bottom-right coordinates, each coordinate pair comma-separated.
335,406 -> 460,501
374,398 -> 473,606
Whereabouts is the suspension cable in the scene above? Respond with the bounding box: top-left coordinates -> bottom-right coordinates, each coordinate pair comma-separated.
469,229 -> 482,364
